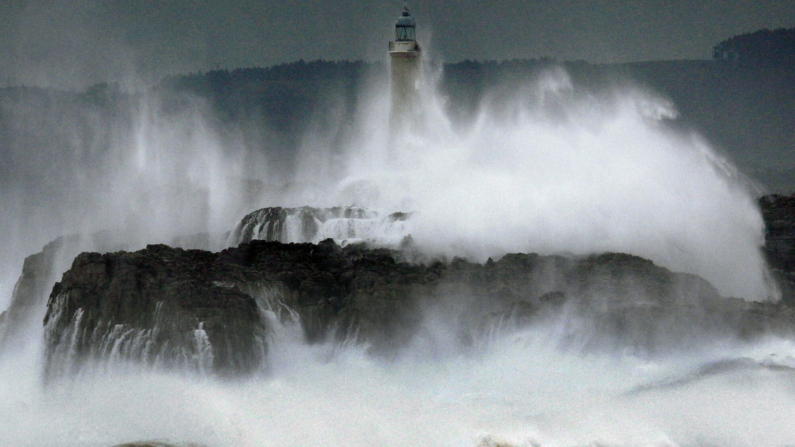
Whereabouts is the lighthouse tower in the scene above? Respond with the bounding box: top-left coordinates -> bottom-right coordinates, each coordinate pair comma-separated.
389,4 -> 421,140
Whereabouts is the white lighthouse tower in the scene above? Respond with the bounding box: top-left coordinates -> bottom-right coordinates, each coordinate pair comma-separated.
389,4 -> 421,143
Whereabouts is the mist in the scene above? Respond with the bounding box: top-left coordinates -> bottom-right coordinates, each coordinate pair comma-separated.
291,64 -> 769,300
0,56 -> 773,310
0,88 -> 270,310
0,36 -> 787,446
3,311 -> 795,446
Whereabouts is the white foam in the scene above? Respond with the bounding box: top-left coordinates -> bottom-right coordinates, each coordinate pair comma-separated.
318,66 -> 770,300
3,321 -> 795,447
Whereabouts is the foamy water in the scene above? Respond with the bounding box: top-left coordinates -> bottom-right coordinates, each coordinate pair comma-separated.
3,319 -> 795,447
0,61 -> 785,447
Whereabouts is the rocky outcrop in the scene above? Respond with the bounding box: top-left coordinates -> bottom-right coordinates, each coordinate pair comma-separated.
44,245 -> 267,378
760,194 -> 795,269
0,238 -> 72,353
43,240 -> 795,377
17,193 -> 795,377
0,230 -> 220,358
0,234 -> 114,354
760,194 -> 795,303
226,206 -> 411,248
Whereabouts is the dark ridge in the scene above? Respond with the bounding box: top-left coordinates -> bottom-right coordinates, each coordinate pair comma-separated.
41,236 -> 795,377
713,27 -> 795,67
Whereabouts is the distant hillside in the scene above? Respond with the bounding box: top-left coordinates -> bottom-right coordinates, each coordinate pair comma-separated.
605,60 -> 795,190
2,56 -> 793,192
160,60 -> 371,131
442,59 -> 795,192
713,27 -> 795,67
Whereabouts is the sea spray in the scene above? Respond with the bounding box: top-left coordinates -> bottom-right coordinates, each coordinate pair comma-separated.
4,314 -> 795,446
0,60 -> 784,447
317,66 -> 770,300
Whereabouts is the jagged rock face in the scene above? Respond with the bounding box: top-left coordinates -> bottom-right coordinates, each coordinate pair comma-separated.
0,230 -> 221,358
761,194 -> 795,270
0,239 -> 68,352
226,206 -> 411,248
43,240 -> 795,377
460,252 -> 794,353
44,245 -> 266,378
760,194 -> 795,303
21,195 -> 795,378
0,234 -> 108,354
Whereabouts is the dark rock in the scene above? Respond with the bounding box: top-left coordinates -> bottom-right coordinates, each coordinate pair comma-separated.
44,245 -> 266,378
0,229 -> 223,358
43,239 -> 795,376
388,212 -> 412,221
760,194 -> 795,303
0,235 -> 105,354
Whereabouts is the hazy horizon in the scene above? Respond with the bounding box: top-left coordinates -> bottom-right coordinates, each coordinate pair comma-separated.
1,1 -> 793,89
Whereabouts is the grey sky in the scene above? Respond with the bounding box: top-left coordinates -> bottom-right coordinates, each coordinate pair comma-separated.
1,0 -> 793,89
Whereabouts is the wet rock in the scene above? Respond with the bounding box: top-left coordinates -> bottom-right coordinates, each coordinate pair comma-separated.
225,206 -> 409,248
44,246 -> 266,378
43,238 -> 795,375
0,230 -> 222,358
0,235 -> 112,354
760,194 -> 795,303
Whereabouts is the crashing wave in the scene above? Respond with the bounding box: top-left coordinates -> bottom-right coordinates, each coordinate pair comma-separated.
226,206 -> 412,248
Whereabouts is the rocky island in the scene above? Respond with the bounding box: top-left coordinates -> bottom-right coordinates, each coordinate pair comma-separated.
27,195 -> 795,377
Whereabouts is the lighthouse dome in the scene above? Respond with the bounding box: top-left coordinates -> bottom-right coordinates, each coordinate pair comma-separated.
395,6 -> 416,41
396,7 -> 416,27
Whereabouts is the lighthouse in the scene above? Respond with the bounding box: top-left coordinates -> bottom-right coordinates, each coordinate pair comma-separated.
389,4 -> 421,141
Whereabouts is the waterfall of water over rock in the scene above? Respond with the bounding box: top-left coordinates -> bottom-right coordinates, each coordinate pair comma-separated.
226,206 -> 412,249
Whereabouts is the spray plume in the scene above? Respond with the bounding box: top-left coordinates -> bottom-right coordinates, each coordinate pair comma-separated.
298,64 -> 770,300
0,57 -> 787,447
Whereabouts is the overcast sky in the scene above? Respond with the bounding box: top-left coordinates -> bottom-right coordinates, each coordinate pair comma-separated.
1,0 -> 793,89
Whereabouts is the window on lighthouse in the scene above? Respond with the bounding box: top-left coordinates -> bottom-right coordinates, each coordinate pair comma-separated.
396,25 -> 415,41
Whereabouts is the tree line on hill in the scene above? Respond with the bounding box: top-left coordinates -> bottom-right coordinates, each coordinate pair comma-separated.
713,27 -> 795,67
0,28 -> 793,192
